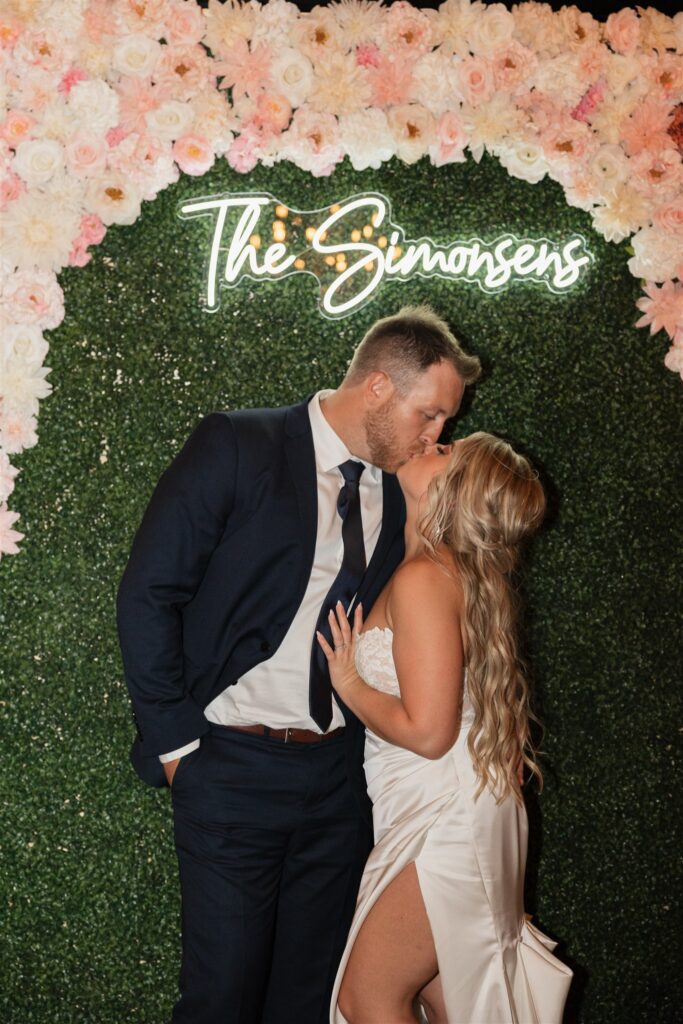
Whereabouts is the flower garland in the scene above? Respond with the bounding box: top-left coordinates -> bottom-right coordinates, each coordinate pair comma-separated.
1,0 -> 682,560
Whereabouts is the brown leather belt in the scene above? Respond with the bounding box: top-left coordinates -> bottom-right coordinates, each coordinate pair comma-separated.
222,724 -> 346,744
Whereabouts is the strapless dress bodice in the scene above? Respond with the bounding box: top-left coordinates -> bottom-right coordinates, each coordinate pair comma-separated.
355,626 -> 473,726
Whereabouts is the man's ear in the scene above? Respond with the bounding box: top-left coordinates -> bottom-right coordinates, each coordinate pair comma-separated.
363,370 -> 394,407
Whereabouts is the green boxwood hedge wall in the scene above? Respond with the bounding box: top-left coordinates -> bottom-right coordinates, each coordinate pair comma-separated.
1,154 -> 681,1023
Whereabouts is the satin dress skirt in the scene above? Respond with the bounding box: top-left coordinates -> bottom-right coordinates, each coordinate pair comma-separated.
330,629 -> 572,1023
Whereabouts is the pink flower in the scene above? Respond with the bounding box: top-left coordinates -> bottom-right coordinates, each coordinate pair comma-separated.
165,1 -> 205,45
0,17 -> 21,50
0,504 -> 24,558
367,54 -> 414,108
0,453 -> 19,504
65,133 -> 107,177
356,44 -> 381,69
79,213 -> 106,247
458,56 -> 495,107
83,0 -> 116,42
648,54 -> 683,100
622,97 -> 675,158
604,8 -> 640,55
664,345 -> 683,377
491,41 -> 537,93
0,110 -> 35,148
68,241 -> 92,267
383,1 -> 433,56
214,38 -> 271,100
429,111 -> 468,168
571,80 -> 606,123
155,44 -> 214,101
2,271 -> 65,330
635,280 -> 683,340
58,68 -> 88,96
254,93 -> 292,134
116,76 -> 164,135
631,149 -> 683,201
106,126 -> 129,148
0,171 -> 24,210
226,131 -> 260,174
541,118 -> 593,164
172,134 -> 215,176
0,409 -> 38,455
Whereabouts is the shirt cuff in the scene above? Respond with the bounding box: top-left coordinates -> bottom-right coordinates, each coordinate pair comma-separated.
158,738 -> 201,763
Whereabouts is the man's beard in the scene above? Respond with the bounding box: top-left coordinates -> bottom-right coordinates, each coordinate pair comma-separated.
363,398 -> 405,473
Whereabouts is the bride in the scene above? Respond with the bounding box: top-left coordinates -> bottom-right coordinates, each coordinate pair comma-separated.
317,432 -> 572,1024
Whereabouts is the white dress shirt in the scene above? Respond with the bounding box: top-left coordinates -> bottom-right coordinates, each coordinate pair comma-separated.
159,390 -> 384,762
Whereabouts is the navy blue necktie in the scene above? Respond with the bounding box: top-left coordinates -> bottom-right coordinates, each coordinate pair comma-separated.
309,460 -> 366,731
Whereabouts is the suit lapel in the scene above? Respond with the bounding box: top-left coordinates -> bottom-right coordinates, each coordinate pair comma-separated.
284,398 -> 318,586
356,472 -> 406,605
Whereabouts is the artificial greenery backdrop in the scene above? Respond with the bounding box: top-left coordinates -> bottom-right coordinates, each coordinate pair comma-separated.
1,154 -> 681,1023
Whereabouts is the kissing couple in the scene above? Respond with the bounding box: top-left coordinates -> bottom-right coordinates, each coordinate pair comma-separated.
117,305 -> 572,1023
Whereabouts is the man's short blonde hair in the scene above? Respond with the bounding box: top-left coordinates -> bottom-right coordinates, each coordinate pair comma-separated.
344,305 -> 481,395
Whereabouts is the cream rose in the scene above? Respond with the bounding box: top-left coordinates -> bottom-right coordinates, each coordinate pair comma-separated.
12,138 -> 64,187
270,47 -> 314,109
466,3 -> 515,55
146,100 -> 194,142
113,34 -> 162,78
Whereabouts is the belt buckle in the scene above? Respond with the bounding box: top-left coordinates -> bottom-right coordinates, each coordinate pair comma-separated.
284,727 -> 292,744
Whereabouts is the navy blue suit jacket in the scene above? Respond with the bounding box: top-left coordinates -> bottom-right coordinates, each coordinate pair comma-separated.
116,398 -> 406,820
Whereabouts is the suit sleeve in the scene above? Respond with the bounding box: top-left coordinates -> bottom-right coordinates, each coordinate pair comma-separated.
116,413 -> 237,756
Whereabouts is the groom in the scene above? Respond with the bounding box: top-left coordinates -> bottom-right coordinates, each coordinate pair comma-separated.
117,305 -> 480,1024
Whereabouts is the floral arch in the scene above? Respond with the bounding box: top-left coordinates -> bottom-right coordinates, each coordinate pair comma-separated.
1,0 -> 682,559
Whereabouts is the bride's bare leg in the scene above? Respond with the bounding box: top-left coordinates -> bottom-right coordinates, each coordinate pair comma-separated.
418,974 -> 448,1024
338,862 -> 438,1024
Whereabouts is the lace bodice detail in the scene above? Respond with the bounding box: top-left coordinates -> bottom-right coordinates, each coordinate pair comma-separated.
356,627 -> 472,723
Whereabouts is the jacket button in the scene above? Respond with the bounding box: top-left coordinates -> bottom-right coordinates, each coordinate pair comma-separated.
260,640 -> 271,653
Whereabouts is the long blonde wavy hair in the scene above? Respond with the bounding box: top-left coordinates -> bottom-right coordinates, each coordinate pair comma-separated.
418,432 -> 546,804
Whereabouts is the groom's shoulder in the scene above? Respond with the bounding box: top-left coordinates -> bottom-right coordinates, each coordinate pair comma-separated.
212,396 -> 312,442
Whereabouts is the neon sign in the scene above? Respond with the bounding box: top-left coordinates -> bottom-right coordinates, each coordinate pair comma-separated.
178,191 -> 593,319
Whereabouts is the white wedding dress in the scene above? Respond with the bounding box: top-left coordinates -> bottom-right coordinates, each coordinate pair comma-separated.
330,627 -> 572,1024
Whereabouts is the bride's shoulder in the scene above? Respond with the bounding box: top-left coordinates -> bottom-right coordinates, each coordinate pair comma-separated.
390,552 -> 463,610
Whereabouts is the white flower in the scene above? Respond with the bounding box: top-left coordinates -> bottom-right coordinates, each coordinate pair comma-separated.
85,174 -> 143,226
0,408 -> 38,455
68,80 -> 120,135
112,34 -> 162,79
464,94 -> 523,163
589,145 -> 630,200
12,138 -> 64,187
591,185 -> 652,244
331,0 -> 385,47
0,451 -> 20,504
0,192 -> 79,273
603,54 -> 644,96
250,0 -> 300,46
270,47 -> 314,109
203,0 -> 258,57
146,100 -> 194,142
339,109 -> 396,171
0,361 -> 52,417
627,227 -> 683,283
387,104 -> 436,165
0,323 -> 48,368
309,53 -> 371,117
33,99 -> 72,145
411,52 -> 464,116
189,93 -> 235,155
496,138 -> 549,184
531,54 -> 586,107
466,2 -> 515,55
278,106 -> 344,177
432,0 -> 484,57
